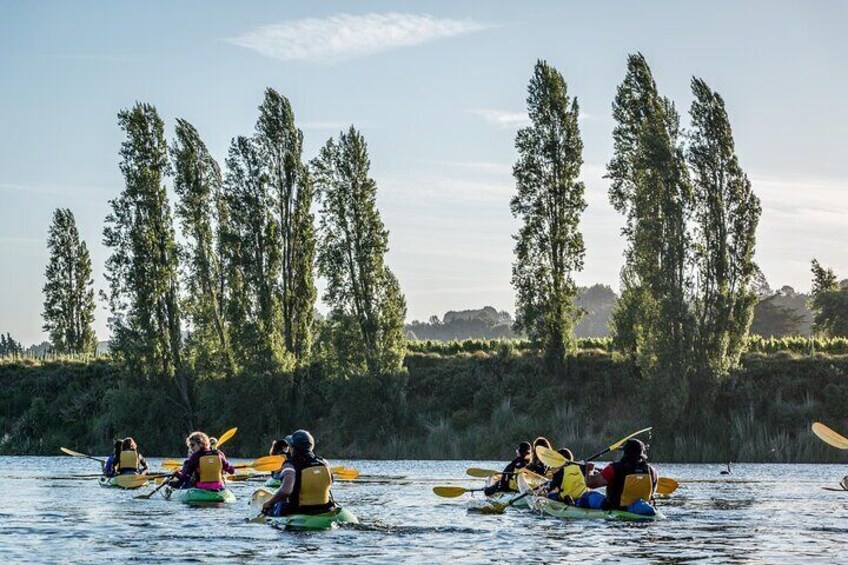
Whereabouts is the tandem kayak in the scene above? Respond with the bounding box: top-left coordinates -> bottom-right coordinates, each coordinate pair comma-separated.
249,489 -> 358,530
164,486 -> 236,504
527,496 -> 665,522
98,475 -> 148,489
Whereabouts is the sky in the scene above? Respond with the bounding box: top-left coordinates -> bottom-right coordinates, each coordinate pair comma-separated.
1,1 -> 847,346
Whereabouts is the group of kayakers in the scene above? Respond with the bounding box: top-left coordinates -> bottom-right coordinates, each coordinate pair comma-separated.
100,429 -> 339,518
485,435 -> 658,516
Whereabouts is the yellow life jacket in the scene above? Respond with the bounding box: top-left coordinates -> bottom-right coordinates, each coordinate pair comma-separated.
297,463 -> 332,507
118,450 -> 139,471
555,463 -> 588,500
619,473 -> 654,507
198,452 -> 223,483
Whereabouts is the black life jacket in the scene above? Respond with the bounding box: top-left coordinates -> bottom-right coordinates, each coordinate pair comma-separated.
605,458 -> 657,509
288,452 -> 335,514
496,456 -> 530,492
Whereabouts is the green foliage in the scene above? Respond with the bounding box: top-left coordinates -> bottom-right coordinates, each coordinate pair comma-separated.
171,119 -> 233,376
511,60 -> 586,366
255,88 -> 317,364
0,333 -> 24,356
42,208 -> 97,355
312,127 -> 407,376
102,103 -> 189,423
810,260 -> 848,337
688,78 -> 761,375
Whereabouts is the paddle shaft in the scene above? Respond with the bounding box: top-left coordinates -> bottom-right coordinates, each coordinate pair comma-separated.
137,473 -> 176,499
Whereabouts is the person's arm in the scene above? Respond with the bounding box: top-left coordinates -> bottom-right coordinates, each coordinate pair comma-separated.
177,451 -> 199,480
139,455 -> 149,473
586,465 -> 612,489
220,453 -> 235,475
262,466 -> 295,512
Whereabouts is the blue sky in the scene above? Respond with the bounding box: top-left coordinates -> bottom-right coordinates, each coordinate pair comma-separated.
1,1 -> 846,345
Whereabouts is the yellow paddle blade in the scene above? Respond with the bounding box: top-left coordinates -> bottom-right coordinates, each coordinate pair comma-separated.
332,467 -> 360,480
235,455 -> 286,472
656,477 -> 679,495
609,427 -> 653,452
228,472 -> 255,482
216,427 -> 238,449
812,422 -> 848,449
433,486 -> 469,498
466,468 -> 499,478
60,447 -> 86,458
536,445 -> 567,469
161,459 -> 183,470
113,474 -> 149,489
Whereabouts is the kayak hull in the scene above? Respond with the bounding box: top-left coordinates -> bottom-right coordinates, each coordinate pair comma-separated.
529,496 -> 665,522
166,487 -> 237,504
264,478 -> 281,489
268,507 -> 359,531
98,475 -> 147,489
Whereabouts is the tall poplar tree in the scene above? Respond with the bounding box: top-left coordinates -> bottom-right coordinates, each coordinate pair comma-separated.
255,88 -> 316,365
810,260 -> 848,337
103,103 -> 189,416
607,54 -> 693,422
42,208 -> 97,355
688,78 -> 761,374
511,60 -> 586,366
172,119 -> 233,375
312,127 -> 407,376
220,135 -> 288,371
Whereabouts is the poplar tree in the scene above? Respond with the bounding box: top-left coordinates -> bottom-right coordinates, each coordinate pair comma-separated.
255,88 -> 316,365
810,260 -> 848,337
511,60 -> 586,366
42,208 -> 97,355
103,103 -> 189,416
220,135 -> 289,371
312,127 -> 407,376
172,119 -> 233,374
688,78 -> 762,374
607,54 -> 693,422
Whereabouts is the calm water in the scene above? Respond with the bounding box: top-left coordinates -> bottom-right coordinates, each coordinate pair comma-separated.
0,457 -> 846,563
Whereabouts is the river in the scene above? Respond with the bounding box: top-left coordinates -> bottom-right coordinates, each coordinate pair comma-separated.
0,457 -> 845,563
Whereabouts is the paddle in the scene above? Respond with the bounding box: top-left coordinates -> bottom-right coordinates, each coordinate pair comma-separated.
248,488 -> 274,523
655,477 -> 679,496
60,447 -> 106,465
216,427 -> 238,449
465,467 -> 548,481
331,466 -> 360,480
233,455 -> 286,473
586,427 -> 653,462
112,473 -> 171,489
432,485 -> 487,498
812,422 -> 848,449
135,473 -> 177,499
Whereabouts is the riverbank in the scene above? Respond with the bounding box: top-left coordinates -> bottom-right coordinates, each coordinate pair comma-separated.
1,348 -> 846,462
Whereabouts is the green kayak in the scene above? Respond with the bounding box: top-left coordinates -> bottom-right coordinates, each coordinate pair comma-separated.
529,496 -> 665,522
165,486 -> 237,504
98,475 -> 148,489
267,507 -> 359,531
264,478 -> 281,488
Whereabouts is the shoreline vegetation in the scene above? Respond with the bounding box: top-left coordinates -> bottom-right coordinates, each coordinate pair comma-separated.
4,54 -> 848,465
2,340 -> 846,463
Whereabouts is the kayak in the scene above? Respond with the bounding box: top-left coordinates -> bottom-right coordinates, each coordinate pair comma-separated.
264,478 -> 281,489
164,486 -> 236,504
98,475 -> 148,489
471,475 -> 533,509
528,496 -> 665,522
249,488 -> 358,530
268,507 -> 359,531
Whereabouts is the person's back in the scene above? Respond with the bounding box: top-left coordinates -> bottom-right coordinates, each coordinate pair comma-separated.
262,430 -> 335,517
599,439 -> 657,513
117,437 -> 148,475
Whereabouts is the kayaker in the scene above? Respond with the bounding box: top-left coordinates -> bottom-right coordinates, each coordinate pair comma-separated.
546,448 -> 606,509
116,437 -> 150,475
585,439 -> 658,515
483,441 -> 533,496
269,437 -> 291,481
527,436 -> 553,476
102,439 -> 123,477
261,430 -> 336,516
170,431 -> 235,491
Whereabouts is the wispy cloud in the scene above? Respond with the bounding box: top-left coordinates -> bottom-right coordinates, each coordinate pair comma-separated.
299,120 -> 374,131
469,108 -> 592,128
227,13 -> 489,63
468,109 -> 530,128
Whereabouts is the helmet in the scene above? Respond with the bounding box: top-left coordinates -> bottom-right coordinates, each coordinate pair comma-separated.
622,438 -> 647,459
290,430 -> 315,451
517,441 -> 532,456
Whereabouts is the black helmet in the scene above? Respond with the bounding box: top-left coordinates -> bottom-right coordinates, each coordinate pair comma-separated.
291,430 -> 315,451
622,438 -> 647,459
517,441 -> 532,456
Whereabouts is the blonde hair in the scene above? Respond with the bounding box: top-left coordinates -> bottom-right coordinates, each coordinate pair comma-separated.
186,431 -> 210,449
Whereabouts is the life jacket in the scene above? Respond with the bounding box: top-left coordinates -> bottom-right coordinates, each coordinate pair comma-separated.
197,450 -> 223,484
118,450 -> 139,472
289,453 -> 334,513
502,457 -> 529,492
606,459 -> 656,509
553,463 -> 588,501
